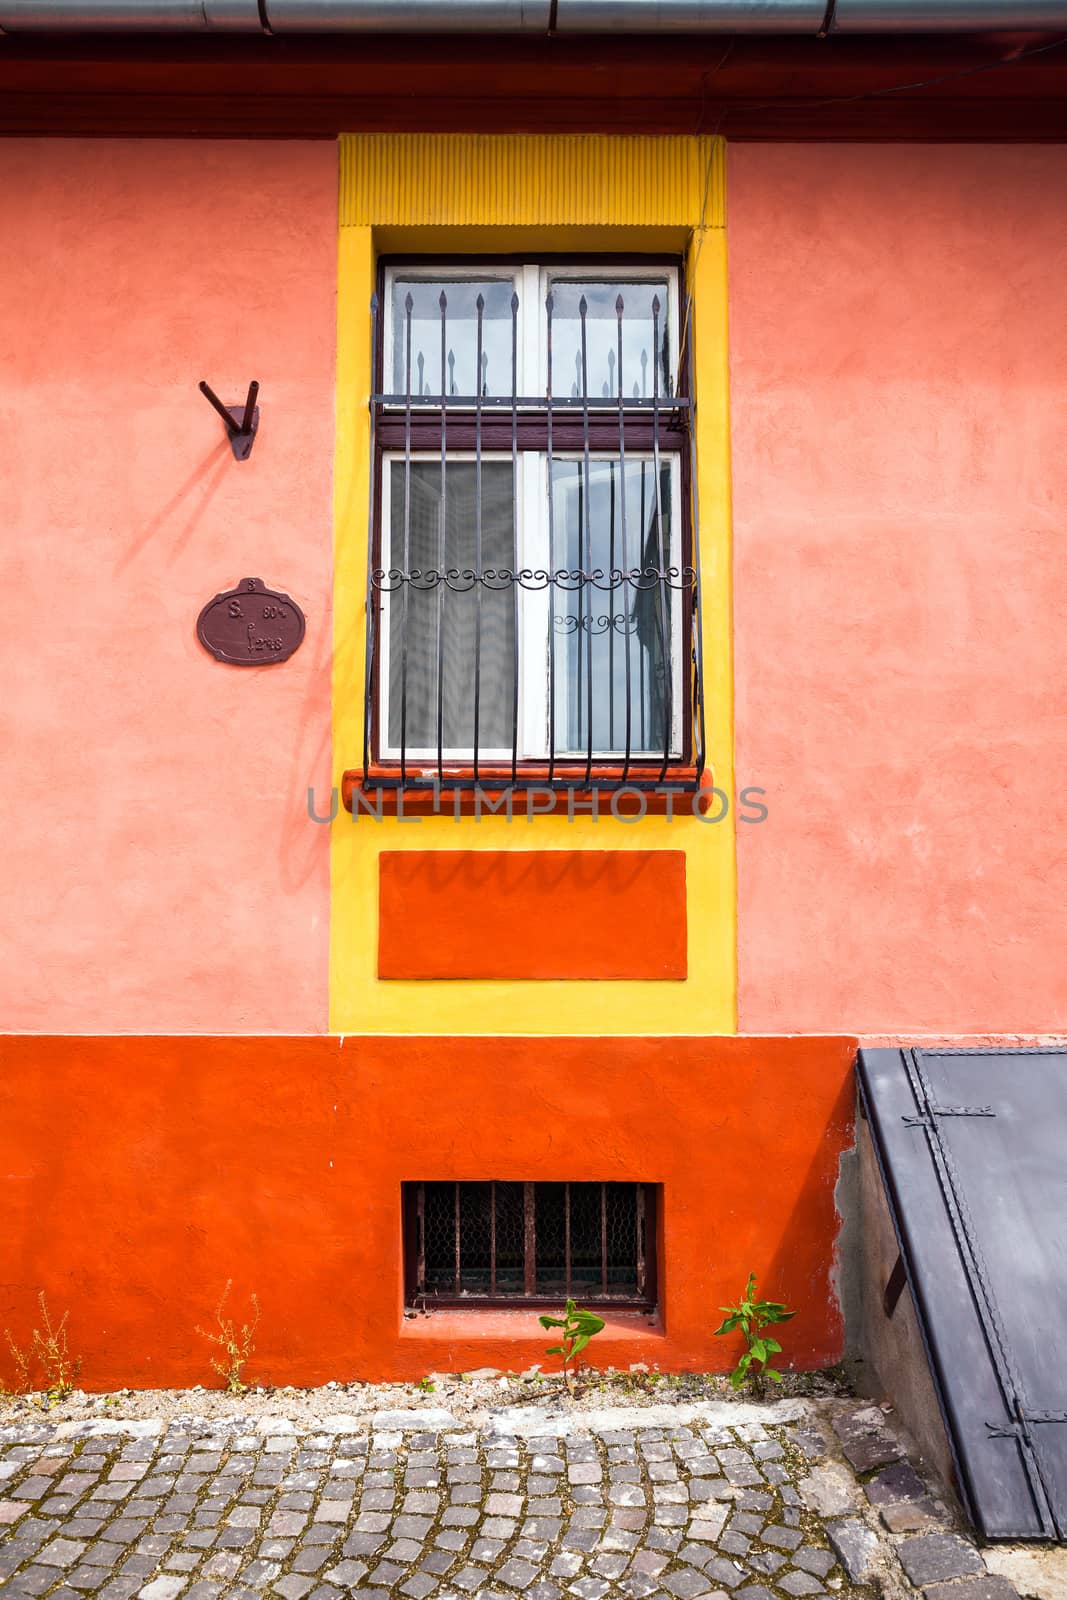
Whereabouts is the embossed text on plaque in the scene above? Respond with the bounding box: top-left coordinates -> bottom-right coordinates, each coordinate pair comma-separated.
196,578 -> 306,667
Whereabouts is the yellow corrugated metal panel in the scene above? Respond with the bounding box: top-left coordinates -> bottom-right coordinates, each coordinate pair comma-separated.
339,133 -> 724,230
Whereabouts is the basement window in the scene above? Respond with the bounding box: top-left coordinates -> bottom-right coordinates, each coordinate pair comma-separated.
403,1180 -> 657,1309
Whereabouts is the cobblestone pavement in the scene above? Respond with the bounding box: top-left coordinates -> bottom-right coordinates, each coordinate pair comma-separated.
0,1398 -> 1015,1600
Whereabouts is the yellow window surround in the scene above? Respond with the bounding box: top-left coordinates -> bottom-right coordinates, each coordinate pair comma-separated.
330,132 -> 736,1037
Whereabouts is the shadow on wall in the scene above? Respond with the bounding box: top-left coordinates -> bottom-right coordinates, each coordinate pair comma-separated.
384,849 -> 671,894
760,1064 -> 854,1370
115,440 -> 233,575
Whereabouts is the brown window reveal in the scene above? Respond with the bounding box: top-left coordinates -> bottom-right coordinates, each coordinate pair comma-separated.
403,1181 -> 657,1310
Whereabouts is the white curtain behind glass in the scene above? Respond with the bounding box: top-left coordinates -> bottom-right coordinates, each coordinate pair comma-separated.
387,462 -> 516,753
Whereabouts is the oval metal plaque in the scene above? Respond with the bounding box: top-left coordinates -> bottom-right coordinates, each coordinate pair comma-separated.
197,577 -> 306,666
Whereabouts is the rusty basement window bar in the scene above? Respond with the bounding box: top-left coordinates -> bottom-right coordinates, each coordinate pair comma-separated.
364,263 -> 705,795
403,1180 -> 657,1310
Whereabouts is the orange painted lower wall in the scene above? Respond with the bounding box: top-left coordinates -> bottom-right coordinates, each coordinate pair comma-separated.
0,1035 -> 855,1390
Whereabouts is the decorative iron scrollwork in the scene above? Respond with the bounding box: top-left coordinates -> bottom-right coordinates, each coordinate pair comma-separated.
370,564 -> 697,594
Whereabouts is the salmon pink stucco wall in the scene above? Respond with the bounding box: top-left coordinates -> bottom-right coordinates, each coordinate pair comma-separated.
0,140 -> 337,1032
728,145 -> 1067,1038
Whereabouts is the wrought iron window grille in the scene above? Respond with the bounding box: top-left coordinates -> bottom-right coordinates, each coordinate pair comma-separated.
403,1180 -> 657,1311
363,264 -> 706,795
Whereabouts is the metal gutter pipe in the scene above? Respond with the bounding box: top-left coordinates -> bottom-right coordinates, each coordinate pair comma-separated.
831,0 -> 1067,25
265,0 -> 550,29
555,0 -> 825,28
3,0 -> 1067,32
0,0 -> 262,26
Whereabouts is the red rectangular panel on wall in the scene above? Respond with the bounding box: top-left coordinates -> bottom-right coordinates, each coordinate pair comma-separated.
378,851 -> 687,979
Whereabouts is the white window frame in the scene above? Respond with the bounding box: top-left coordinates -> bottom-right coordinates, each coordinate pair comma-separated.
383,263 -> 526,402
378,449 -> 684,765
536,263 -> 681,403
382,262 -> 682,403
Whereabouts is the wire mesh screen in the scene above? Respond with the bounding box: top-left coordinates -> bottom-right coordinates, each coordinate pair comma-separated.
408,1180 -> 653,1307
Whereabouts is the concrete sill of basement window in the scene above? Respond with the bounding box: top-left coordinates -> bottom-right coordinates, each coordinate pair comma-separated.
400,1304 -> 665,1345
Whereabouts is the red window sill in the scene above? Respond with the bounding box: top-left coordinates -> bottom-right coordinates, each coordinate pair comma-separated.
342,766 -> 715,817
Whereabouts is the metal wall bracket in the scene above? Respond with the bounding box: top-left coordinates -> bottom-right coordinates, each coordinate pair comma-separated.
903,1105 -> 995,1127
199,378 -> 260,461
883,1252 -> 908,1319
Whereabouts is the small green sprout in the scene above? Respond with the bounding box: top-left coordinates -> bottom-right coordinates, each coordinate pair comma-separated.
538,1299 -> 605,1391
714,1274 -> 795,1394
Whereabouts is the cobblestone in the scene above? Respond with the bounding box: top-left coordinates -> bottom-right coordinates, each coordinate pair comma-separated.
0,1398 -> 992,1600
896,1534 -> 985,1587
825,1519 -> 879,1584
829,1412 -> 902,1476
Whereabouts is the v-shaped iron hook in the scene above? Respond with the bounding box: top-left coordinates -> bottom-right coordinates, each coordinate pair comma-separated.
199,379 -> 260,461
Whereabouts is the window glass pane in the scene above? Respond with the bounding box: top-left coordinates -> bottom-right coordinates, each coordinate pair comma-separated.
568,1184 -> 604,1291
493,1183 -> 526,1294
605,1183 -> 639,1291
550,456 -> 675,756
386,460 -> 516,753
535,1182 -> 567,1294
458,1182 -> 494,1294
547,278 -> 672,400
390,278 -> 517,398
422,1181 -> 455,1296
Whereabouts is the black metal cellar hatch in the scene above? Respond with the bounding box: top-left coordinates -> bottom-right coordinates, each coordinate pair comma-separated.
403,1181 -> 656,1309
858,1046 -> 1067,1541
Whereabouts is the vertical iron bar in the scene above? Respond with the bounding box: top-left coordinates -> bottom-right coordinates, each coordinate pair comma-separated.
639,463 -> 647,751
617,296 -> 633,783
473,294 -> 485,782
362,293 -> 380,785
685,292 -> 706,780
511,291 -> 520,786
416,1182 -> 426,1298
524,1182 -> 536,1298
454,1181 -> 461,1297
662,313 -> 671,398
399,292 -> 414,787
575,463 -> 583,751
636,1184 -> 646,1298
608,459 -> 616,752
564,1182 -> 572,1298
600,1182 -> 608,1296
546,293 -> 557,781
490,1180 -> 498,1298
580,296 -> 594,787
651,296 -> 673,783
437,292 -> 448,783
